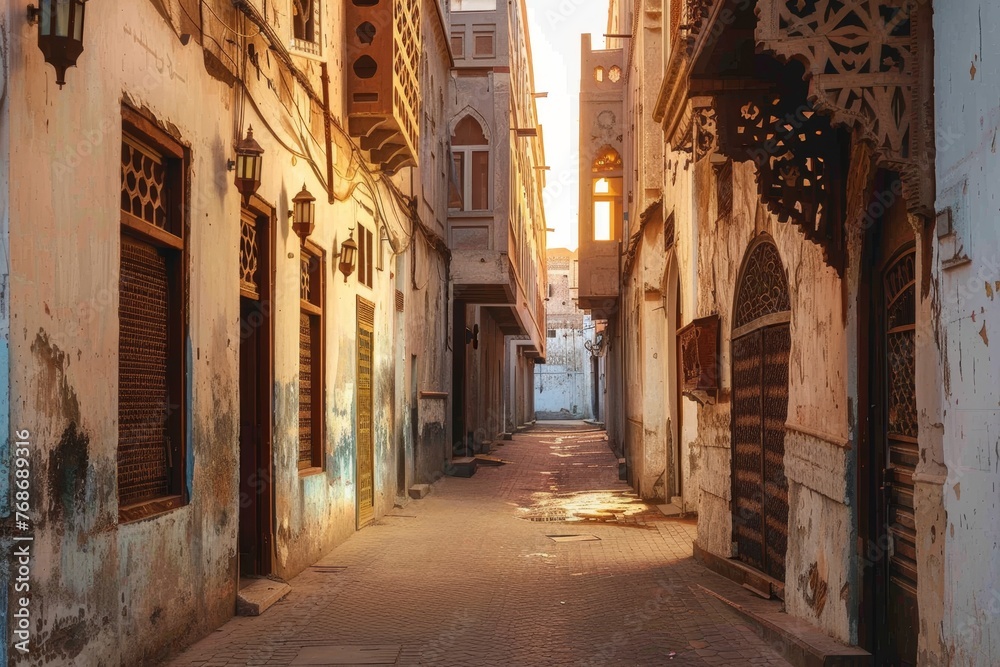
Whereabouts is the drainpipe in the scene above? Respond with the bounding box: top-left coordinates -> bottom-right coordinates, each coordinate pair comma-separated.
320,63 -> 334,204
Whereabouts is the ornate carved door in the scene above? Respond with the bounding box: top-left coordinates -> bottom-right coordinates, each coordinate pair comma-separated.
877,247 -> 919,665
731,239 -> 791,583
357,297 -> 376,527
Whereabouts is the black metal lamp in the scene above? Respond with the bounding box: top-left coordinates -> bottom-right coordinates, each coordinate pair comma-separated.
233,126 -> 264,204
338,231 -> 358,282
291,184 -> 316,243
27,0 -> 87,88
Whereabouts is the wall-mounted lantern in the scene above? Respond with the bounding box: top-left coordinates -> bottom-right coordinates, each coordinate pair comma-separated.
27,0 -> 87,89
231,126 -> 264,204
338,231 -> 358,283
291,184 -> 316,243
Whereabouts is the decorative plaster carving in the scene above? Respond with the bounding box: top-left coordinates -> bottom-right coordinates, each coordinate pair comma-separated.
715,89 -> 847,272
694,105 -> 717,161
756,0 -> 933,215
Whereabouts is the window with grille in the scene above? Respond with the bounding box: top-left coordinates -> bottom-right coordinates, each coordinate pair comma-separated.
299,242 -> 325,471
118,106 -> 187,522
357,224 -> 374,288
292,0 -> 321,55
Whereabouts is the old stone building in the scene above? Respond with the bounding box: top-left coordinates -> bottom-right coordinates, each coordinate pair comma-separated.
0,0 -> 549,663
578,0 -> 1000,665
447,0 -> 547,453
534,248 -> 596,421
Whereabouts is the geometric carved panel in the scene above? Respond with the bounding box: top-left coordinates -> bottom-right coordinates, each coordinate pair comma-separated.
240,213 -> 260,299
757,0 -> 931,214
121,137 -> 168,230
734,239 -> 791,331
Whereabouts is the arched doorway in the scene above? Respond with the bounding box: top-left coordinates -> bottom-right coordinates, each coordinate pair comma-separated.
730,237 -> 791,583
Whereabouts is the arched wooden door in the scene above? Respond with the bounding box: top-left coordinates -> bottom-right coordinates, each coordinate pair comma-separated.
731,238 -> 791,583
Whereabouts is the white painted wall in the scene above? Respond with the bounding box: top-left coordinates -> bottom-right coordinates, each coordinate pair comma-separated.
934,2 -> 1000,662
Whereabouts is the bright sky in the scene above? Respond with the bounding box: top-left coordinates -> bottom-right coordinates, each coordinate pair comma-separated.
527,1 -> 608,252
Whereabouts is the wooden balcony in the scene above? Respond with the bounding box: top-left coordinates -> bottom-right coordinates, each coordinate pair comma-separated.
345,0 -> 420,172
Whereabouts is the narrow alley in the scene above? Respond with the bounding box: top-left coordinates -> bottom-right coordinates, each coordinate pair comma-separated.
167,423 -> 790,667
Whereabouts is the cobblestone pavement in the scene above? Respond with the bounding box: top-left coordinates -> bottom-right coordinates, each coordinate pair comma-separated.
166,422 -> 790,667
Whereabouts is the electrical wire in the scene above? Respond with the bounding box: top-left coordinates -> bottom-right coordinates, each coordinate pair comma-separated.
201,0 -> 262,39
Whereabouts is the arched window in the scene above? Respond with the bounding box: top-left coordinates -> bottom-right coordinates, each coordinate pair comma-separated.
591,146 -> 622,241
451,115 -> 490,211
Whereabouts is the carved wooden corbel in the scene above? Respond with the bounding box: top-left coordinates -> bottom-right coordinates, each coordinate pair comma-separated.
756,0 -> 934,217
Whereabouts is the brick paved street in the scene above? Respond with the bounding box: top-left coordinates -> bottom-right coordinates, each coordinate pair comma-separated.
166,422 -> 790,666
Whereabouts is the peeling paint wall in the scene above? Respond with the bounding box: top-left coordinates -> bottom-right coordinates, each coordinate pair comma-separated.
934,2 -> 1000,663
3,0 -> 452,662
686,158 -> 855,642
408,5 -> 453,486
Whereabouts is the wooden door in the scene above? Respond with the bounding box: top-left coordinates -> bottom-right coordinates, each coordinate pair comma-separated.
731,238 -> 791,584
859,176 -> 919,666
878,247 -> 919,665
357,297 -> 376,528
238,209 -> 273,576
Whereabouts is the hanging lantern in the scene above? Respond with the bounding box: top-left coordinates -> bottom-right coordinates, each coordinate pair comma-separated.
339,232 -> 358,282
28,0 -> 87,88
233,126 -> 264,204
291,184 -> 316,243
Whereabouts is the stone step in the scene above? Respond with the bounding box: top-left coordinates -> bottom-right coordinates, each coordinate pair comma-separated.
695,569 -> 872,667
236,577 -> 290,617
445,456 -> 477,478
408,483 -> 432,499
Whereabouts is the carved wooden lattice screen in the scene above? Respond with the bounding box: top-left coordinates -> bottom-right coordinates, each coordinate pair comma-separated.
357,298 -> 376,526
730,239 -> 791,583
118,116 -> 185,518
883,248 -> 919,654
299,246 -> 324,470
393,0 -> 420,154
119,237 -> 171,505
240,210 -> 260,299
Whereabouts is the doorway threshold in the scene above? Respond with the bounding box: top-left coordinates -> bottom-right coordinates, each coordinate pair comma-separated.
236,577 -> 291,616
694,544 -> 871,666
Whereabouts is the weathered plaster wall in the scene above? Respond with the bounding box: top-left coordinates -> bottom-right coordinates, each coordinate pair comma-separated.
934,2 -> 1000,663
7,2 -> 242,661
3,0 -> 440,661
689,158 -> 855,642
662,146 -> 699,512
409,2 -> 453,486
